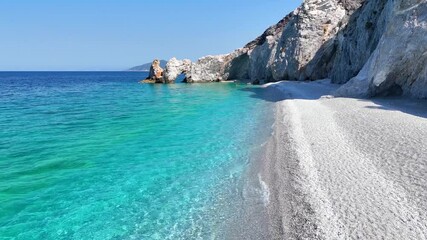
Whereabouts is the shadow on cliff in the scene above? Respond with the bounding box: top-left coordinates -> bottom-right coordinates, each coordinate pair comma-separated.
301,1 -> 386,83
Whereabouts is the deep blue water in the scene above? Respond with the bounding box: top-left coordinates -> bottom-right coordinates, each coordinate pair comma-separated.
0,72 -> 274,239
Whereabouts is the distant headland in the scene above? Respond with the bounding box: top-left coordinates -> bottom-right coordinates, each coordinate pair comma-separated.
127,60 -> 167,72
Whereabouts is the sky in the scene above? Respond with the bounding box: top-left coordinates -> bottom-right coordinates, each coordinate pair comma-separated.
0,0 -> 302,71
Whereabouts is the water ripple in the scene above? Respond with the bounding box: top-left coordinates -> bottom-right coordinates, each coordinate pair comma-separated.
0,72 -> 274,239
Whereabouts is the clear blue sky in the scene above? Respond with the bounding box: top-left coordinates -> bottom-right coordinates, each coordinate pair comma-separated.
0,0 -> 301,71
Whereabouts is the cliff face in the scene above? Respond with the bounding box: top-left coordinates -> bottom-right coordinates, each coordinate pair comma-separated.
164,15 -> 294,83
337,0 -> 427,98
271,0 -> 348,80
330,0 -> 389,84
165,0 -> 427,98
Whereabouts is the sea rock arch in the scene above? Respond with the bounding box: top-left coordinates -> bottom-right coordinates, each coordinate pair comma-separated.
163,58 -> 192,83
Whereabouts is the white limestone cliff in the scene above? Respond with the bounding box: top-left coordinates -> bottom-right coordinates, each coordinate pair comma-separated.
337,0 -> 427,98
271,0 -> 348,80
165,0 -> 427,98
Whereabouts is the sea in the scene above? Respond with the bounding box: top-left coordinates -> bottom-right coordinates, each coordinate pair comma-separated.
0,71 -> 276,239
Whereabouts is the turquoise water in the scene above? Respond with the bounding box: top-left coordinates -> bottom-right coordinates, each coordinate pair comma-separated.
0,72 -> 274,239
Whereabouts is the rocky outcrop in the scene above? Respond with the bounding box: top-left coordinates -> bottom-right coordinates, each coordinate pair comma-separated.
164,51 -> 247,83
165,0 -> 427,98
188,54 -> 234,82
164,15 -> 294,83
142,59 -> 164,83
165,0 -> 361,84
245,13 -> 295,83
164,58 -> 192,83
271,0 -> 348,80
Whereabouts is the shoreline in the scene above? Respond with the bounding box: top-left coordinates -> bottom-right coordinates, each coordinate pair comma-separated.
256,80 -> 427,239
218,84 -> 278,239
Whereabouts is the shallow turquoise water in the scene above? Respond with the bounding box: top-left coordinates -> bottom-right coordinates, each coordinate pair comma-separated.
0,72 -> 274,239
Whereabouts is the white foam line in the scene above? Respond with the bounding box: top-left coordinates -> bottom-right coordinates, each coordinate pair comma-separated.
258,174 -> 270,207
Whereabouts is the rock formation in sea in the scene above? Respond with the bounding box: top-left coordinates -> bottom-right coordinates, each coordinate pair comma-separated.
142,59 -> 165,83
164,0 -> 427,98
335,0 -> 427,98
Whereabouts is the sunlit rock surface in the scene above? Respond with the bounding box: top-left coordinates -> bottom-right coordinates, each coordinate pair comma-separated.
165,0 -> 427,98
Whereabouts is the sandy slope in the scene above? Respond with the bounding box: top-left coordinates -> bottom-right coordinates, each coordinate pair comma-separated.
261,80 -> 427,239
